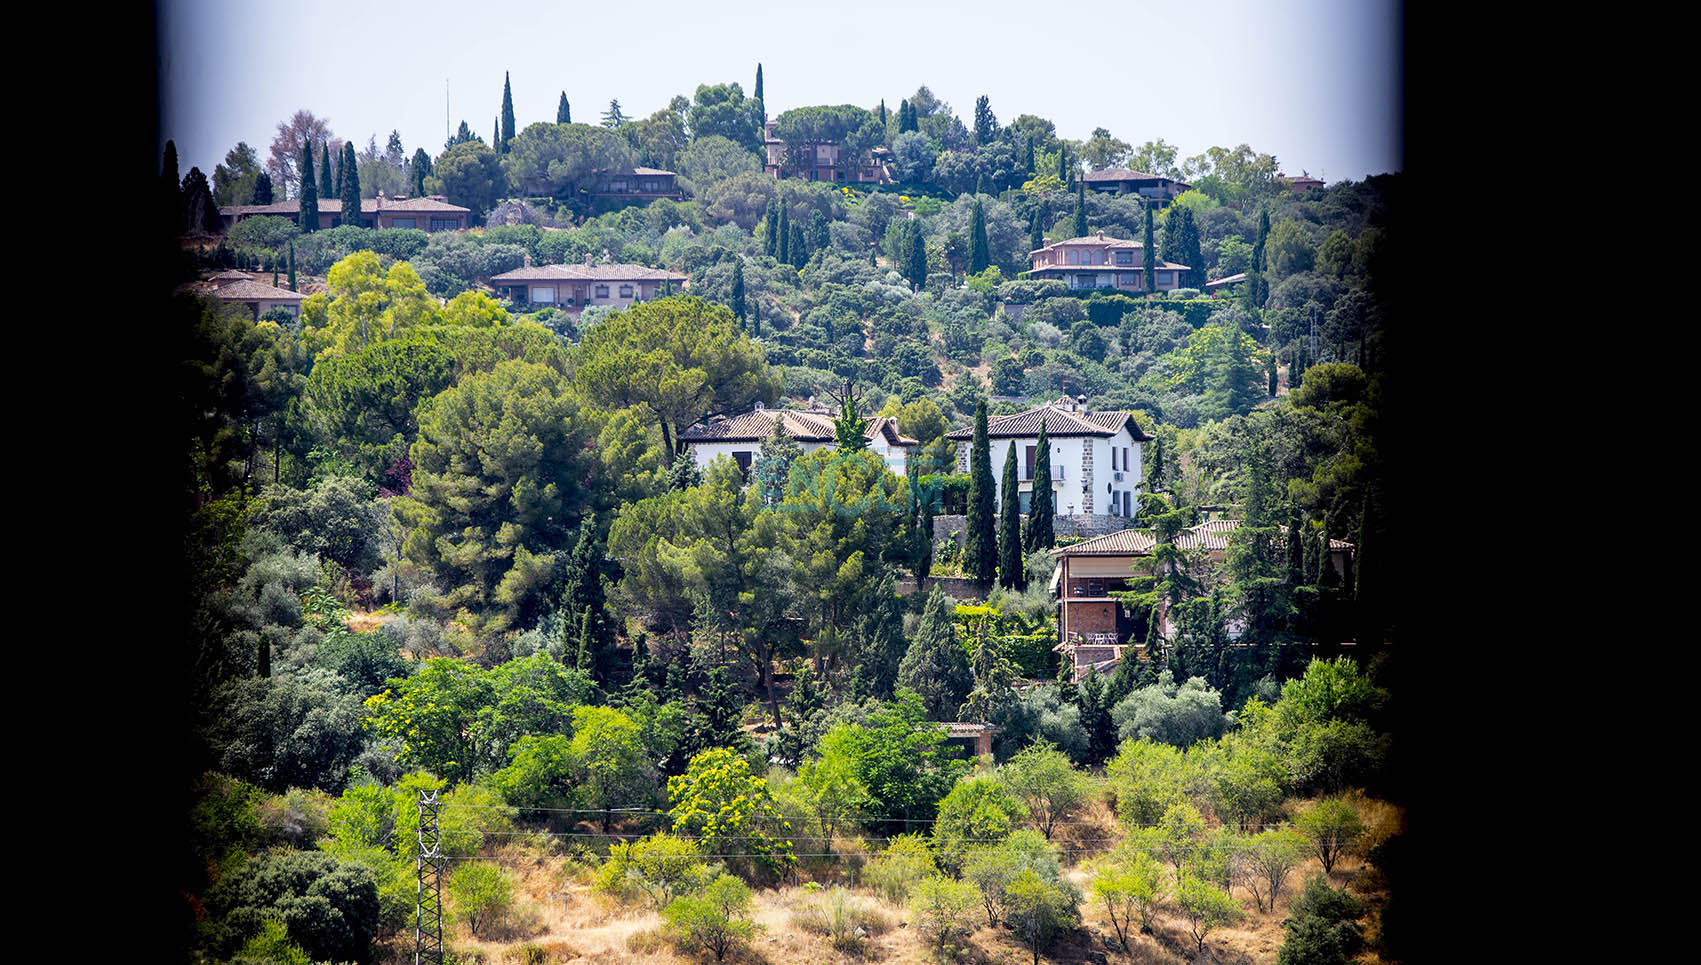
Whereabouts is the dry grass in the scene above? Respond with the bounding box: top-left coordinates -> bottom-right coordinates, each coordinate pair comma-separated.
373,795 -> 1402,965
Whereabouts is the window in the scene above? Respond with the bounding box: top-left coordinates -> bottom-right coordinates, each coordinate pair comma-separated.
608,179 -> 628,192
594,285 -> 609,299
733,450 -> 752,479
429,218 -> 457,231
1068,250 -> 1079,265
392,217 -> 417,229
618,284 -> 634,298
529,286 -> 556,303
1116,250 -> 1133,265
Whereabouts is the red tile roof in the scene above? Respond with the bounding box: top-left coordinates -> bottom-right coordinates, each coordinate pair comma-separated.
944,402 -> 1152,442
682,409 -> 919,447
1079,168 -> 1190,187
209,279 -> 307,302
489,264 -> 686,283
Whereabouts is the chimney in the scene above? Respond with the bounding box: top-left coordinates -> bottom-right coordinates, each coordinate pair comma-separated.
585,253 -> 593,267
1096,230 -> 1104,240
1076,394 -> 1088,409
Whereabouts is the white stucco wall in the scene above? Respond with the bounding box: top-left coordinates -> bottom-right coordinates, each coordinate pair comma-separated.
983,430 -> 1142,519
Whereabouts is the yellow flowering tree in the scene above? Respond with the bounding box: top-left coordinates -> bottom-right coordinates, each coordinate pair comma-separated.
667,747 -> 795,881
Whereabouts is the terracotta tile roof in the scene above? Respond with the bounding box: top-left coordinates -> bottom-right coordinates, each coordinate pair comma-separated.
1031,235 -> 1145,253
939,722 -> 1001,736
1206,272 -> 1248,288
218,196 -> 470,217
489,264 -> 687,283
209,279 -> 307,302
1053,518 -> 1354,557
944,402 -> 1152,442
1027,259 -> 1191,275
682,409 -> 919,447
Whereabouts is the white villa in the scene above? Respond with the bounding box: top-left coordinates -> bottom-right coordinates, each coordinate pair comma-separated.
944,396 -> 1151,521
681,404 -> 919,476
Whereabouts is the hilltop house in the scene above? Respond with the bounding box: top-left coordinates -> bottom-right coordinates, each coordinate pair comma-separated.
1027,232 -> 1191,293
1278,173 -> 1325,194
188,271 -> 308,319
488,258 -> 686,315
1050,519 -> 1354,680
218,194 -> 471,231
588,167 -> 685,209
681,404 -> 918,476
763,119 -> 893,184
944,396 -> 1151,529
1075,168 -> 1192,203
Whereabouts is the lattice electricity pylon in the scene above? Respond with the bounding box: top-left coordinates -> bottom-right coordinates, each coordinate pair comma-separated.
414,789 -> 444,965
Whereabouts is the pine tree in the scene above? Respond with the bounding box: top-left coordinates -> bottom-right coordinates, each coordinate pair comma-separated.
318,142 -> 335,201
1143,201 -> 1157,294
1073,179 -> 1087,239
998,441 -> 1024,590
252,172 -> 273,205
966,401 -> 998,586
730,260 -> 746,323
896,589 -> 973,721
298,140 -> 318,233
1024,420 -> 1054,551
602,100 -> 625,127
968,199 -> 990,275
500,71 -> 515,150
340,141 -> 361,227
287,242 -> 296,290
557,92 -> 571,124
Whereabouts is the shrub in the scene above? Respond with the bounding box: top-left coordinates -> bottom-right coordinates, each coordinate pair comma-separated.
1110,671 -> 1229,747
1296,798 -> 1366,874
448,861 -> 514,938
790,886 -> 890,952
908,874 -> 980,960
932,775 -> 1028,875
1002,867 -> 1080,965
595,834 -> 714,907
1277,874 -> 1365,965
662,874 -> 759,962
862,834 -> 936,905
1175,871 -> 1242,952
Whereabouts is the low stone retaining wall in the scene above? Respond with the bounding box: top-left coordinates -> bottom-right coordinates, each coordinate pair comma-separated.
894,575 -> 985,600
931,513 -> 1133,544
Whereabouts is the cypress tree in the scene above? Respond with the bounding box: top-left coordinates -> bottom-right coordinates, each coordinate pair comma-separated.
1072,179 -> 1087,239
1029,208 -> 1046,253
575,606 -> 594,671
410,148 -> 431,196
1247,208 -> 1270,309
1287,510 -> 1306,585
560,521 -> 614,683
1268,352 -> 1279,396
340,141 -> 361,227
751,298 -> 761,338
878,98 -> 887,131
777,205 -> 790,263
1143,201 -> 1156,294
730,260 -> 746,323
492,116 -> 501,150
897,590 -> 973,721
500,71 -> 515,149
907,223 -> 928,290
1023,136 -> 1035,176
808,210 -> 830,254
1057,144 -> 1069,181
965,401 -> 998,586
998,441 -> 1024,590
318,142 -> 335,201
968,199 -> 990,275
1078,669 -> 1116,764
298,140 -> 319,233
915,485 -> 935,582
252,172 -> 273,205
1025,420 -> 1054,551
754,63 -> 764,104
1317,521 -> 1340,589
557,92 -> 571,124
287,242 -> 296,290
789,222 -> 807,265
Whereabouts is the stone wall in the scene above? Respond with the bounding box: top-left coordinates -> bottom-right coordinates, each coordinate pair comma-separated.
932,513 -> 1134,544
894,575 -> 985,600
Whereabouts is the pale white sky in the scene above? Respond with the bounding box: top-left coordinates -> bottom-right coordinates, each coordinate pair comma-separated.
161,0 -> 1400,186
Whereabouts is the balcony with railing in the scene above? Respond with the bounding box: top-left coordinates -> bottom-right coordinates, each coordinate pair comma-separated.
1018,464 -> 1065,482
